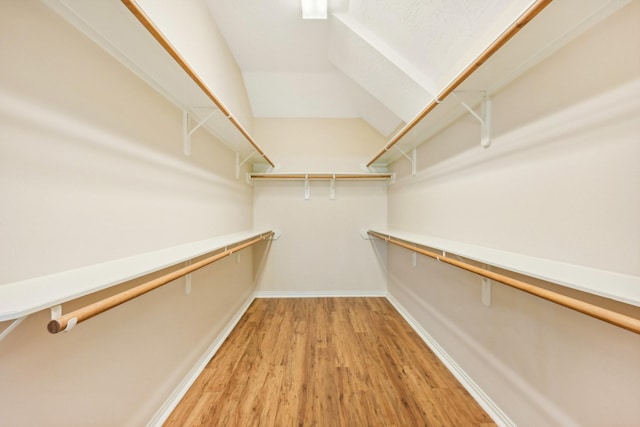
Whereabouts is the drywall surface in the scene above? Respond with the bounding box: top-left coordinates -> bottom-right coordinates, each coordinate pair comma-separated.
0,2 -> 256,425
253,118 -> 387,294
387,3 -> 640,426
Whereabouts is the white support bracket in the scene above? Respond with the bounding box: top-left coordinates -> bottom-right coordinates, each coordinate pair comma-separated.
330,174 -> 336,200
50,304 -> 77,332
481,278 -> 492,306
394,147 -> 417,176
269,229 -> 283,240
236,151 -> 257,180
51,304 -> 62,321
304,174 -> 310,200
183,109 -> 218,156
363,162 -> 388,174
481,264 -> 492,306
453,92 -> 491,148
0,315 -> 27,343
184,260 -> 192,296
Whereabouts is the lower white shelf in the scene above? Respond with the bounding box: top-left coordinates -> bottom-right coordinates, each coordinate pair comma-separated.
249,172 -> 394,180
0,229 -> 273,322
370,229 -> 640,307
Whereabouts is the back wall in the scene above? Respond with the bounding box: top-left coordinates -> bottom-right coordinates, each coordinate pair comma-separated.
253,118 -> 388,295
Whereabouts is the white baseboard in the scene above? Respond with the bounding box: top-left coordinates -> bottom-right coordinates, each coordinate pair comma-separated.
146,293 -> 256,427
385,293 -> 515,427
254,290 -> 387,298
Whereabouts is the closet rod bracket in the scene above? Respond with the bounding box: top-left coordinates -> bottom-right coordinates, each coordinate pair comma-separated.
268,229 -> 282,240
330,174 -> 336,200
49,305 -> 76,333
480,264 -> 492,306
51,305 -> 61,321
184,260 -> 192,296
304,174 -> 310,200
481,277 -> 492,306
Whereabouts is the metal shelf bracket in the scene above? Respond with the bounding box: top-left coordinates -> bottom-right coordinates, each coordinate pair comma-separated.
0,315 -> 27,343
184,260 -> 192,296
304,174 -> 310,200
183,109 -> 218,156
481,264 -> 492,306
330,174 -> 336,200
453,92 -> 491,148
236,151 -> 257,180
394,147 -> 417,176
50,304 -> 76,332
269,229 -> 282,240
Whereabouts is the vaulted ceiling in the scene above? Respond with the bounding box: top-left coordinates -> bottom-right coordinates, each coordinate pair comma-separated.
41,0 -> 625,163
204,0 -> 534,136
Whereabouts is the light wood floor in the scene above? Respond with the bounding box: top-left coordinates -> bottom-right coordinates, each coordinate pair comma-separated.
165,297 -> 496,426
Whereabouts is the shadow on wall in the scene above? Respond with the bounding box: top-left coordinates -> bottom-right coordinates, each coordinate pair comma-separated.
386,243 -> 640,427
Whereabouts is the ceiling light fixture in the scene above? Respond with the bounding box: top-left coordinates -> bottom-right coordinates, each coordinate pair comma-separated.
301,0 -> 327,19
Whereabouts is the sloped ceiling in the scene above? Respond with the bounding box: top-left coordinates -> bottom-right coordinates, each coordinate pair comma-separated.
205,0 -> 534,136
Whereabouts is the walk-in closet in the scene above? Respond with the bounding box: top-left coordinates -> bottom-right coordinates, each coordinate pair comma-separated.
1,1 -> 638,425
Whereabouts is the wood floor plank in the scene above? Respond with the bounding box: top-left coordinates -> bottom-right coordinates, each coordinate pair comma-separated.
164,297 -> 496,426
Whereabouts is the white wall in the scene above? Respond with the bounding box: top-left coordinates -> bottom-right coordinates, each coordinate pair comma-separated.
253,118 -> 387,294
0,1 -> 258,425
387,3 -> 640,426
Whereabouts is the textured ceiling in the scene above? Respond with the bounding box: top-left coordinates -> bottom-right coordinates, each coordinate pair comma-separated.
346,0 -> 534,88
204,0 -> 534,136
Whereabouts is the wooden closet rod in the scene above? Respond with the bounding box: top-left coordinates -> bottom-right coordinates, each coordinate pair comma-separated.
120,0 -> 275,168
250,173 -> 393,180
366,0 -> 553,167
47,232 -> 274,334
368,231 -> 640,335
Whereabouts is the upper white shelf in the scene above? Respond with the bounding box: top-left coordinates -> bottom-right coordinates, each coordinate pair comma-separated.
0,229 -> 272,322
368,0 -> 628,167
43,0 -> 274,168
370,229 -> 640,307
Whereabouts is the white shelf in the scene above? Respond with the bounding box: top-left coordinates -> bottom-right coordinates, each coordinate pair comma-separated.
42,0 -> 273,167
370,0 -> 628,166
0,229 -> 272,322
371,229 -> 640,307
